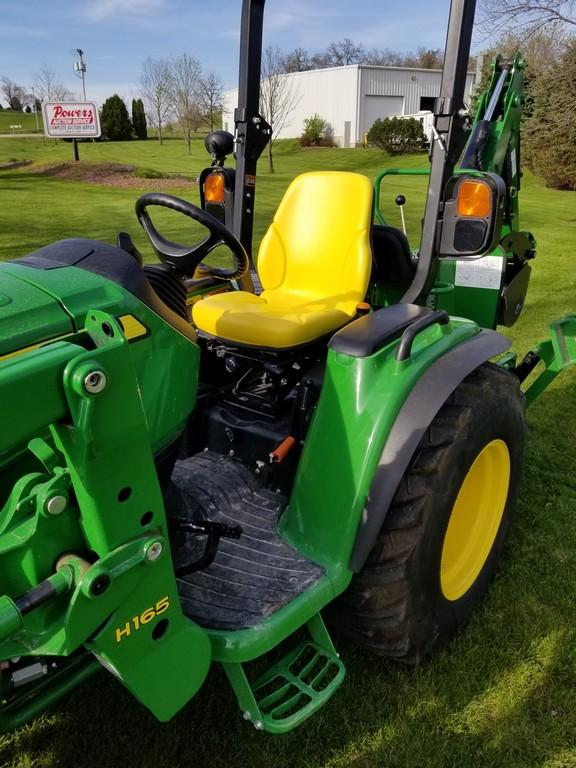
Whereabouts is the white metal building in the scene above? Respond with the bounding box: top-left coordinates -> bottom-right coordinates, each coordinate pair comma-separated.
222,64 -> 476,147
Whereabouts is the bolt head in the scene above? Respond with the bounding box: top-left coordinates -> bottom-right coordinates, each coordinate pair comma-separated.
90,574 -> 111,597
254,720 -> 263,731
83,370 -> 107,394
146,541 -> 163,562
46,495 -> 67,516
243,711 -> 251,721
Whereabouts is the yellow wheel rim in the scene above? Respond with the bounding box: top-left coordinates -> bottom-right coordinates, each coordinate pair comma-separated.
440,439 -> 511,602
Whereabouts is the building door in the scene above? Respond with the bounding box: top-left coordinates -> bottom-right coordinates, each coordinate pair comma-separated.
363,95 -> 405,134
420,96 -> 436,112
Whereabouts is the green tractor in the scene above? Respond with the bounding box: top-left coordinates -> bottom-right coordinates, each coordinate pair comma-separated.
0,0 -> 574,736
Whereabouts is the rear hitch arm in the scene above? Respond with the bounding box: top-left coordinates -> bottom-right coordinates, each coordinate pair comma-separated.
511,316 -> 576,407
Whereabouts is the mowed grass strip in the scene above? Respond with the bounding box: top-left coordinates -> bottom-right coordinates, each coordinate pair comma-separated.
0,137 -> 575,768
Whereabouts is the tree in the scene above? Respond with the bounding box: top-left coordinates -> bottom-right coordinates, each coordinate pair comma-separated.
170,53 -> 202,154
100,94 -> 132,141
524,39 -> 576,189
480,0 -> 575,34
325,38 -> 365,66
0,78 -> 25,111
33,66 -> 72,103
196,70 -> 224,131
364,48 -> 406,66
139,56 -> 173,145
283,48 -> 312,72
403,47 -> 444,69
132,98 -> 148,140
260,46 -> 299,173
472,27 -> 567,114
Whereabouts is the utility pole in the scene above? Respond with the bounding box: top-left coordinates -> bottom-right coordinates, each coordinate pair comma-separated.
72,48 -> 87,161
74,48 -> 87,100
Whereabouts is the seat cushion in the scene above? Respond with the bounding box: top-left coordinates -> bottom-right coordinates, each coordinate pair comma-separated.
192,289 -> 355,348
193,172 -> 374,349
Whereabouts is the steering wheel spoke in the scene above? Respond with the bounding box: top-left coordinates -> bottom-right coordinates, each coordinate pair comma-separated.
135,192 -> 249,280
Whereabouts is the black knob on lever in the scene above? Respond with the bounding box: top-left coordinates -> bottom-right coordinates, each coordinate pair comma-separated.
395,195 -> 407,236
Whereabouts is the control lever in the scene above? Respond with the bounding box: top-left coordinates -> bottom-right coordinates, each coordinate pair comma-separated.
170,518 -> 242,577
117,232 -> 144,264
395,195 -> 407,236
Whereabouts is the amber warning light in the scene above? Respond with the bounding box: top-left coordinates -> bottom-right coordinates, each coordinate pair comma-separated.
204,173 -> 226,204
457,179 -> 492,218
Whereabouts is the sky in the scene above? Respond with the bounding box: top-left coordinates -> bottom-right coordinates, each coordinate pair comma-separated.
0,0 -> 483,107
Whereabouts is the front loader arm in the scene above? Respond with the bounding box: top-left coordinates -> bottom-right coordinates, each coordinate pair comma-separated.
0,312 -> 210,729
461,54 -> 526,235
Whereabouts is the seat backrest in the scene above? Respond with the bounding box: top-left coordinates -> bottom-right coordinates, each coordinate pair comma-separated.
371,224 -> 417,286
257,172 -> 373,305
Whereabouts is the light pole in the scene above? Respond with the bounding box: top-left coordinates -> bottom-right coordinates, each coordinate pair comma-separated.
72,48 -> 87,162
74,48 -> 87,100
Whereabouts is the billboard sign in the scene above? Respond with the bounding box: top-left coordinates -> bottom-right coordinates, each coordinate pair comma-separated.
42,101 -> 101,139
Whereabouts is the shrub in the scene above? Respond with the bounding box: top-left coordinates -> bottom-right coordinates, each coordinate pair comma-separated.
524,40 -> 576,190
100,94 -> 132,141
133,167 -> 167,179
300,114 -> 328,146
131,98 -> 148,140
367,116 -> 428,154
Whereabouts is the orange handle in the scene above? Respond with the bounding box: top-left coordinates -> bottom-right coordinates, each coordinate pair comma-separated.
270,436 -> 296,464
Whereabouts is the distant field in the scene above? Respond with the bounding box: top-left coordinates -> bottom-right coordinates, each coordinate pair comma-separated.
0,136 -> 576,768
0,110 -> 42,134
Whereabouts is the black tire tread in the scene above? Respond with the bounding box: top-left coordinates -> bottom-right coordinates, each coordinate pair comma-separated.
332,363 -> 524,662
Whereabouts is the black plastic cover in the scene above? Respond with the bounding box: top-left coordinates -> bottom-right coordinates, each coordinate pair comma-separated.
14,238 -> 196,341
329,304 -> 430,358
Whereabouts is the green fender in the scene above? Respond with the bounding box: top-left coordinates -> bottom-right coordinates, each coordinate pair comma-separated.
280,307 -> 510,588
348,326 -> 510,570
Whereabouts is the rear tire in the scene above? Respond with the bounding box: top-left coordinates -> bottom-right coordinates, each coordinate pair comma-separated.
333,363 -> 526,663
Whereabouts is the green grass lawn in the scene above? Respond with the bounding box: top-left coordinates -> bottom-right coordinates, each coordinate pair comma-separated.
0,110 -> 42,134
0,137 -> 576,768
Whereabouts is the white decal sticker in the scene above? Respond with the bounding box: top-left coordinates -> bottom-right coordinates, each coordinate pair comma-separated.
454,256 -> 504,290
510,148 -> 517,180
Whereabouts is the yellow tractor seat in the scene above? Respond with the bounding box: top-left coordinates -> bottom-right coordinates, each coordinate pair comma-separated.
192,171 -> 374,349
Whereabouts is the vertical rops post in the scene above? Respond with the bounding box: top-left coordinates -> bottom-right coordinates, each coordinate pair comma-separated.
401,0 -> 477,304
233,0 -> 271,292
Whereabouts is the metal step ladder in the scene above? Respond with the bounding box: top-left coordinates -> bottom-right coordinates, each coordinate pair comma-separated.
222,614 -> 345,734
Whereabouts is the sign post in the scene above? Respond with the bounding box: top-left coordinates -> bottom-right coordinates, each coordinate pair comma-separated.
42,101 -> 101,161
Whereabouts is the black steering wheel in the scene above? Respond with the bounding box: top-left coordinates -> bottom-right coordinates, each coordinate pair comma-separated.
135,192 -> 249,279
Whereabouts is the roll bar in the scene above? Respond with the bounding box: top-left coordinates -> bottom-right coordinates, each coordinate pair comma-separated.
233,0 -> 270,290
234,0 -> 477,302
401,0 -> 477,303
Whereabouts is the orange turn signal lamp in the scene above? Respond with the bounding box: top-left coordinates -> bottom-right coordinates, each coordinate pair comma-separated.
456,179 -> 492,218
204,172 -> 226,204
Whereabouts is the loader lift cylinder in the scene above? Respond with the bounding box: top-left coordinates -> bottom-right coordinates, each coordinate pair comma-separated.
401,0 -> 477,304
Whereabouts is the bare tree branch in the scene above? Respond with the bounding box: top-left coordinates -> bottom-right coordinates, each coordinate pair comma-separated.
260,46 -> 299,173
33,67 -> 72,103
479,0 -> 575,35
139,56 -> 173,145
196,70 -> 224,131
0,78 -> 26,111
170,54 -> 203,154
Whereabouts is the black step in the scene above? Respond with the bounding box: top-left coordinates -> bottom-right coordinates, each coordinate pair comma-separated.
167,452 -> 325,631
